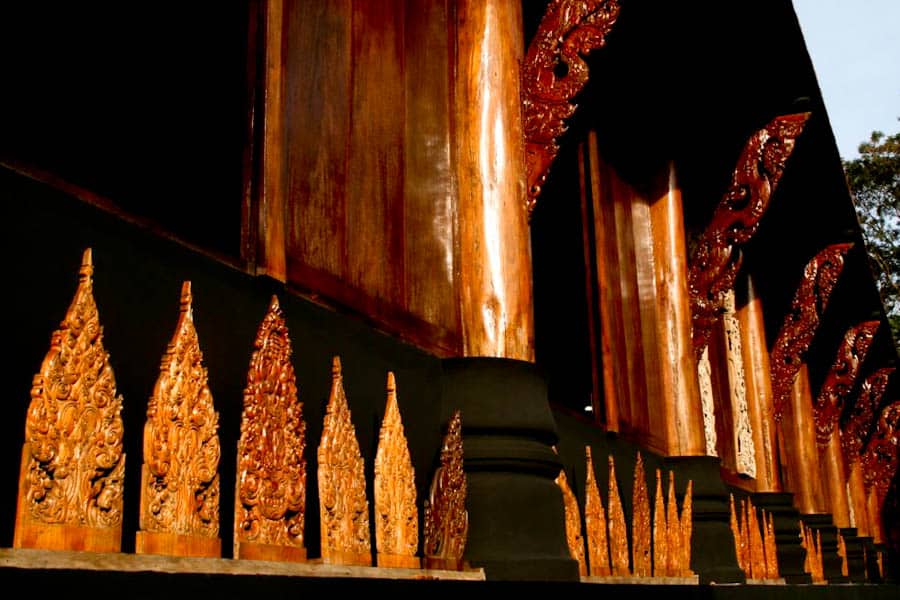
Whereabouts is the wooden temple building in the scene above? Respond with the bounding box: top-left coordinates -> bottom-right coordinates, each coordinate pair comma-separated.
1,0 -> 898,596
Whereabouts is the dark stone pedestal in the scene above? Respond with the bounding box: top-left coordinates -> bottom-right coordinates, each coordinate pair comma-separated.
440,357 -> 579,582
664,456 -> 745,584
802,513 -> 848,583
750,492 -> 812,584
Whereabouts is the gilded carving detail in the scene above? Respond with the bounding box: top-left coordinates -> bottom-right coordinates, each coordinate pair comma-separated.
697,347 -> 718,456
584,447 -> 610,576
631,453 -> 651,577
842,368 -> 894,466
139,281 -> 220,539
521,0 -> 621,213
680,480 -> 693,577
862,401 -> 900,504
764,511 -> 779,580
799,520 -> 825,583
317,356 -> 371,565
652,469 -> 667,576
234,295 -> 306,553
722,289 -> 756,477
689,113 -> 810,357
730,495 -> 780,580
17,248 -> 125,535
374,372 -> 419,565
771,243 -> 853,421
813,321 -> 879,447
607,456 -> 629,575
423,410 -> 468,566
556,466 -> 587,576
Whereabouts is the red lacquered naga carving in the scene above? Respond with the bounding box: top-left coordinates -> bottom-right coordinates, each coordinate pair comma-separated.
841,367 -> 894,466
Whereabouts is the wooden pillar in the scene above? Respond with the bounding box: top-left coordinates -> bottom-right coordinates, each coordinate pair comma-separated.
737,275 -> 781,491
847,462 -> 871,536
821,435 -> 851,527
779,365 -> 827,514
649,164 -> 706,457
455,0 -> 534,361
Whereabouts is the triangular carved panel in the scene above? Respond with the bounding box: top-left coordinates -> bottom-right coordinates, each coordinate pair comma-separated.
584,447 -> 610,576
556,465 -> 587,576
607,456 -> 629,576
424,410 -> 468,570
631,453 -> 651,577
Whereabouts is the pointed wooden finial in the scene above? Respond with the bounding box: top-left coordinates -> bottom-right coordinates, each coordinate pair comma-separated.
179,280 -> 193,316
631,452 -> 651,577
764,511 -> 779,580
665,471 -> 680,577
332,355 -> 342,378
423,410 -> 468,570
607,455 -> 629,576
680,480 -> 693,576
556,466 -> 587,576
584,447 -> 610,576
653,469 -> 667,577
79,247 -> 93,280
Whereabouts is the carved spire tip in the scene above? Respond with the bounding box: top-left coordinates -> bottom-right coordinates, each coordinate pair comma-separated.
179,281 -> 193,314
331,355 -> 342,378
268,294 -> 281,312
79,247 -> 94,280
585,445 -> 593,461
608,454 -> 615,468
387,370 -> 396,392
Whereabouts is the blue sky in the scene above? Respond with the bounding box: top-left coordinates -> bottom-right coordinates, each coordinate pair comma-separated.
791,0 -> 899,159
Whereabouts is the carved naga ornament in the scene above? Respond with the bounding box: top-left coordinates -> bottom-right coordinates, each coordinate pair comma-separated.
813,320 -> 879,447
689,113 -> 810,358
556,466 -> 587,576
318,356 -> 371,565
15,249 -> 125,551
770,243 -> 852,421
842,368 -> 894,466
522,0 -> 620,215
423,410 -> 468,569
139,282 -> 221,541
374,372 -> 419,567
234,296 -> 306,559
862,401 -> 900,503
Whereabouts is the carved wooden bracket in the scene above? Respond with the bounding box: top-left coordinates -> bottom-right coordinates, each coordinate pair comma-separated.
556,466 -> 587,576
138,281 -> 221,555
317,356 -> 371,566
234,296 -> 306,561
522,0 -> 621,215
374,372 -> 419,568
770,243 -> 853,422
423,410 -> 468,569
862,400 -> 900,503
15,248 -> 125,552
813,320 -> 880,447
841,367 -> 895,467
689,113 -> 810,358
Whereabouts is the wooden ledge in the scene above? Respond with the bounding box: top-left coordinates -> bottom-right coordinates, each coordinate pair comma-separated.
0,548 -> 485,581
581,575 -> 700,585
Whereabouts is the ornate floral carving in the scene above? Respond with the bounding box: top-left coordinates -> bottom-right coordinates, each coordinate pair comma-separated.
723,289 -> 756,476
139,281 -> 220,539
374,372 -> 419,566
813,320 -> 879,447
607,456 -> 629,575
770,243 -> 853,421
862,400 -> 900,503
16,249 -> 125,543
697,347 -> 719,456
841,368 -> 894,466
631,452 -> 651,577
234,295 -> 306,554
521,0 -> 621,214
424,410 -> 467,567
652,469 -> 667,576
584,446 -> 610,576
318,356 -> 371,565
556,466 -> 587,576
689,113 -> 810,357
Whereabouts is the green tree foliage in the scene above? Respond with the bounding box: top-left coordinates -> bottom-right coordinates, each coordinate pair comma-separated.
843,124 -> 900,350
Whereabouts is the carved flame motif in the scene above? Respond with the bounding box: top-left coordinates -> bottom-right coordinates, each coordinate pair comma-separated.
556,467 -> 587,576
861,401 -> 900,503
631,453 -> 651,577
813,321 -> 879,447
841,368 -> 894,467
665,472 -> 680,576
374,372 -> 419,565
837,531 -> 848,577
140,281 -> 220,538
680,480 -> 693,577
764,511 -> 779,580
730,495 -> 780,580
17,249 -> 125,536
424,410 -> 468,566
652,469 -> 667,576
607,456 -> 629,575
584,447 -> 610,576
318,356 -> 371,565
799,521 -> 825,583
770,243 -> 853,421
521,0 -> 621,213
689,113 -> 810,357
234,296 -> 306,552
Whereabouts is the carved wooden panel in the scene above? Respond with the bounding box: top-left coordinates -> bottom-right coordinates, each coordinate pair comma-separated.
689,113 -> 809,357
234,295 -> 306,562
136,281 -> 221,557
813,321 -> 879,447
522,0 -> 620,213
584,447 -> 610,576
14,248 -> 125,553
770,243 -> 852,422
841,367 -> 894,466
317,356 -> 371,566
374,372 -> 419,568
556,467 -> 587,576
862,400 -> 900,504
607,456 -> 629,575
697,347 -> 719,456
631,453 -> 651,577
423,410 -> 467,570
652,469 -> 667,576
722,289 -> 756,476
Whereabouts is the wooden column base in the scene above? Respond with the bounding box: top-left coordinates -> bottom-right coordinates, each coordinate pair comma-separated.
321,550 -> 371,567
377,553 -> 420,569
14,522 -> 121,553
234,541 -> 306,563
135,530 -> 221,558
